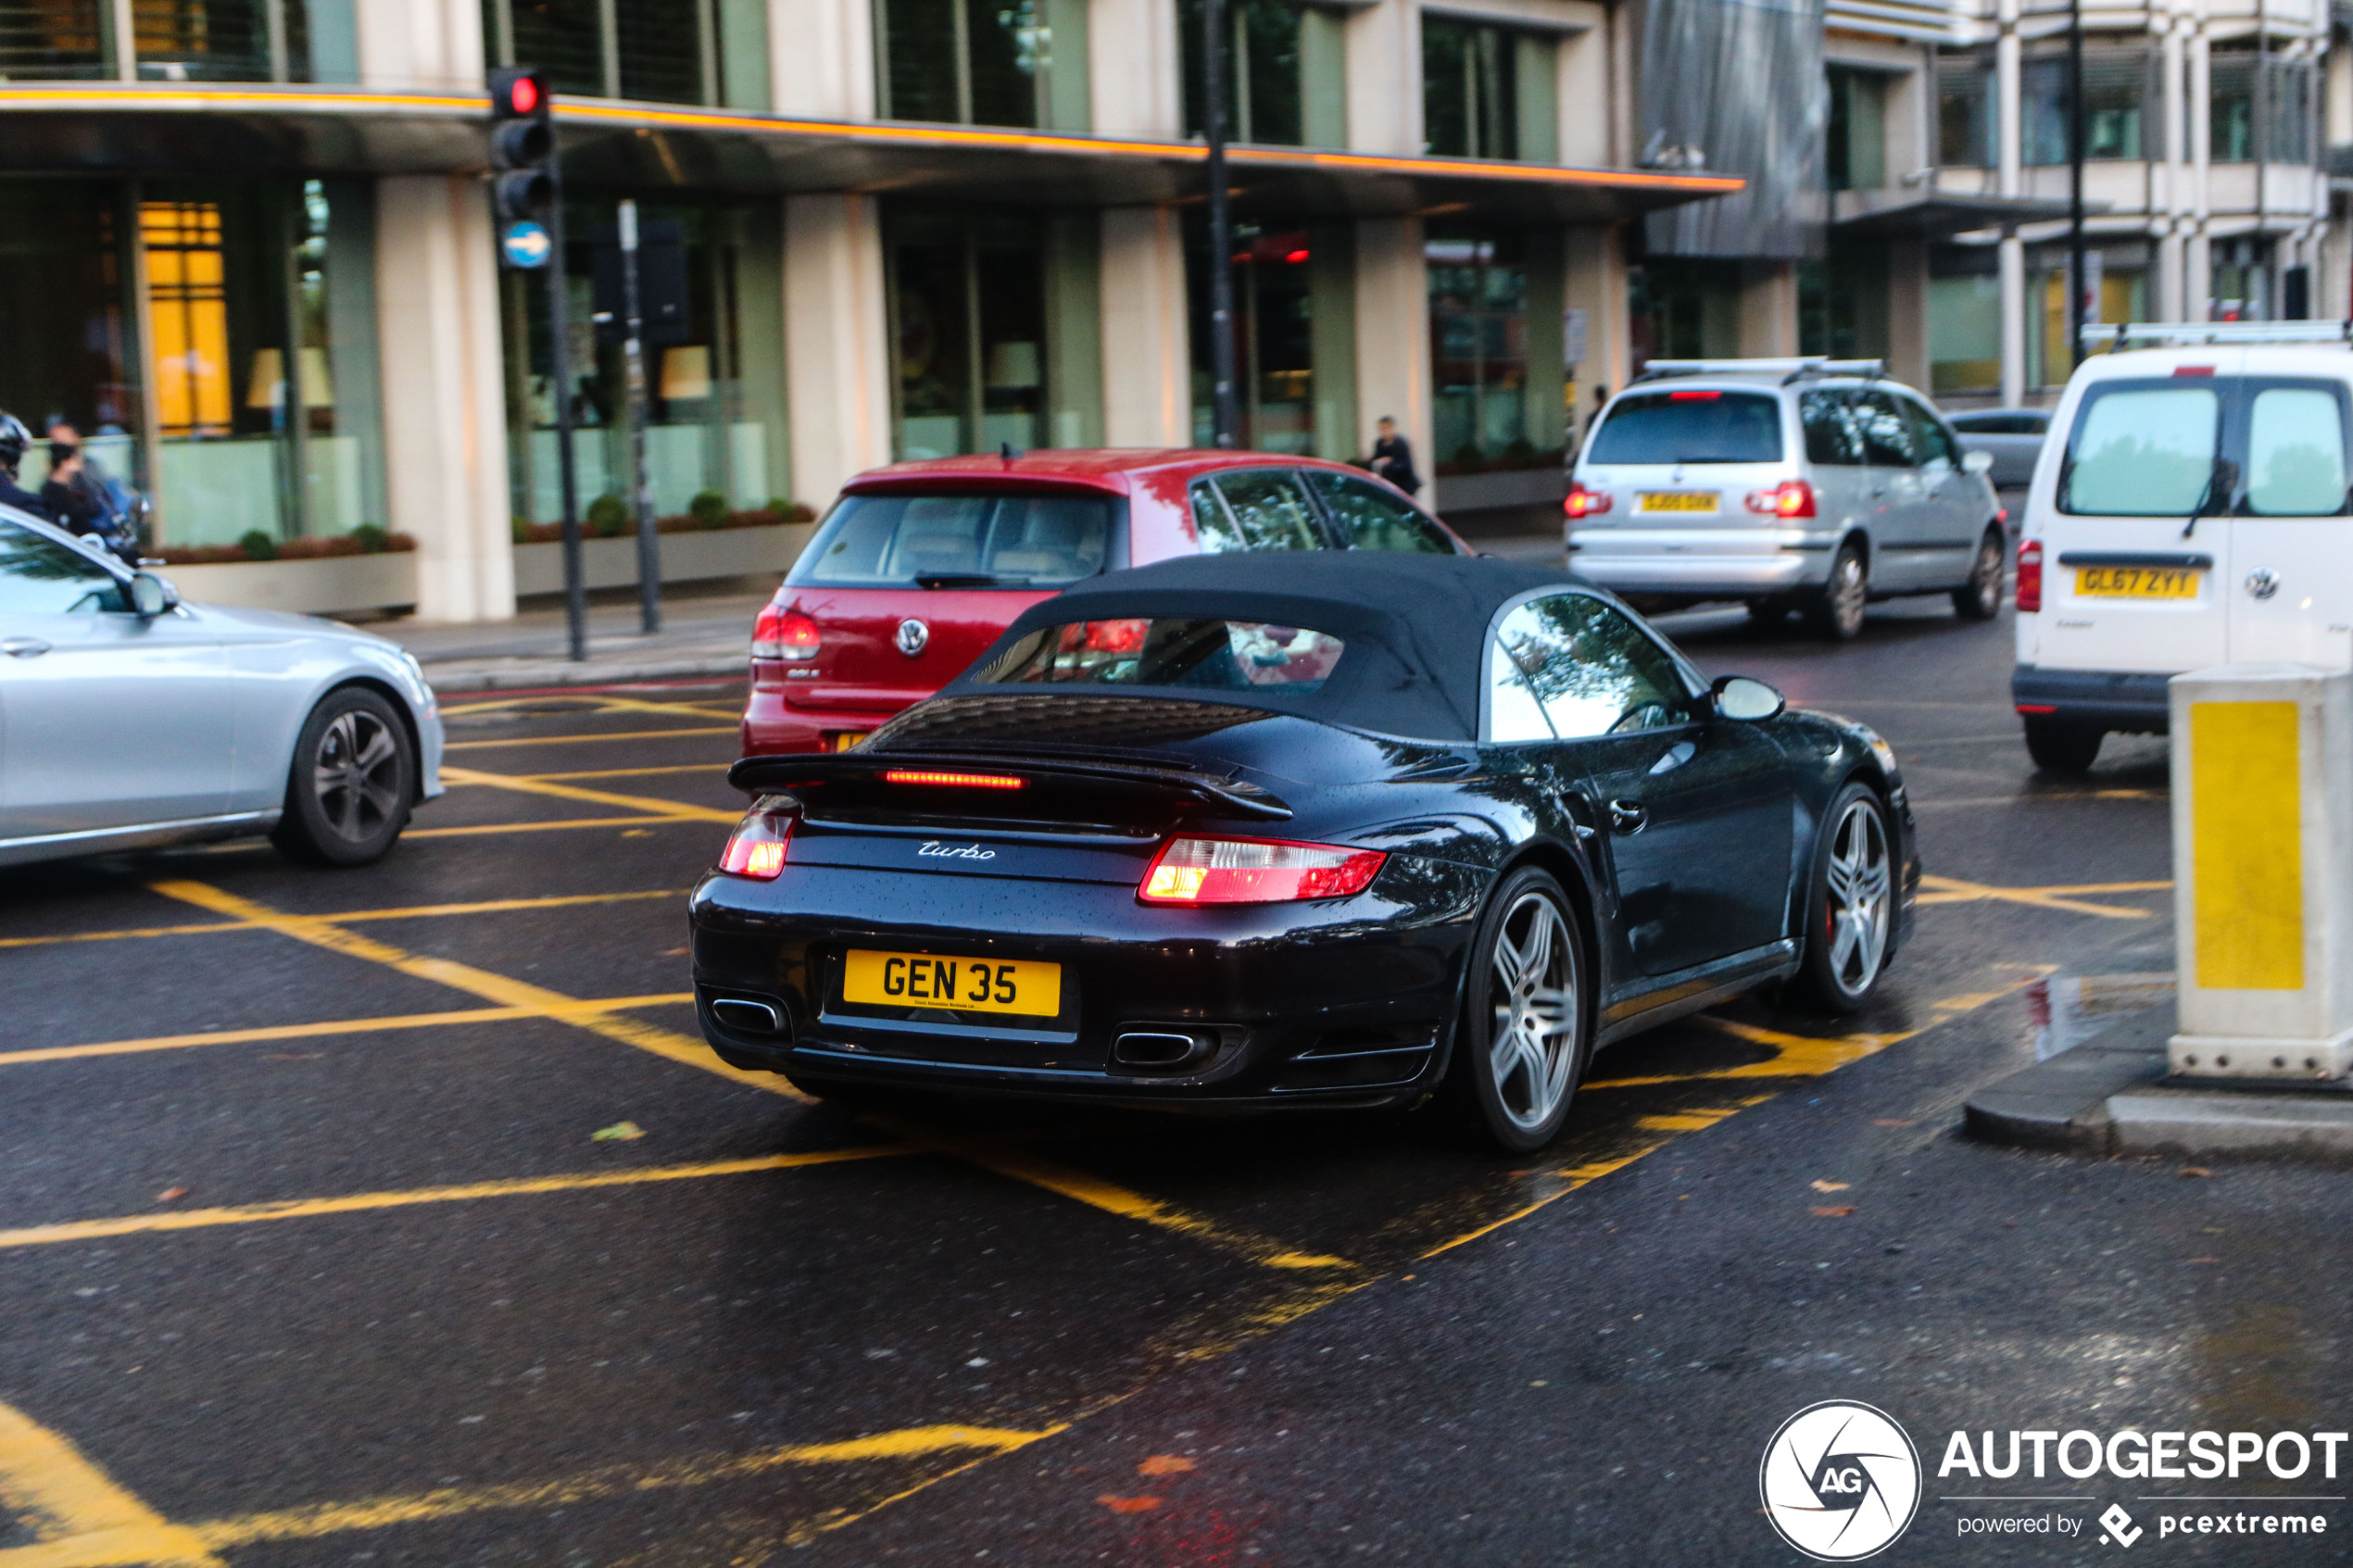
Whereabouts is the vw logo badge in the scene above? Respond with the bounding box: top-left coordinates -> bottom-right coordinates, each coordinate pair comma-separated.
2246,567 -> 2281,600
895,619 -> 930,658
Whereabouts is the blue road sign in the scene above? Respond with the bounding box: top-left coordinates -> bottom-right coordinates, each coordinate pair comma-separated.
502,220 -> 553,270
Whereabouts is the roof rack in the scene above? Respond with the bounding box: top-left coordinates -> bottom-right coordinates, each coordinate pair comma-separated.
2078,320 -> 2353,348
1633,357 -> 1885,386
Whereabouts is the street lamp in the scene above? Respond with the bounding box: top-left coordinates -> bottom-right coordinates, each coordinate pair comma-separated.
1203,0 -> 1239,448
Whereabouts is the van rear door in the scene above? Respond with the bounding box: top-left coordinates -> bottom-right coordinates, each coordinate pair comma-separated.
2224,380 -> 2353,670
2033,377 -> 2230,675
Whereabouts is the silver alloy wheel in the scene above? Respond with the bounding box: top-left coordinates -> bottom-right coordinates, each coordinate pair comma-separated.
1968,534 -> 2002,613
1487,890 -> 1579,1131
1821,797 -> 1893,997
312,709 -> 404,843
1827,550 -> 1868,635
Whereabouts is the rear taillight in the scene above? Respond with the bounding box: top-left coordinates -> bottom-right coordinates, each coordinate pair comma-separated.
2017,538 -> 2043,613
1746,479 -> 1817,519
1139,836 -> 1387,905
1565,482 -> 1613,520
719,805 -> 794,879
752,606 -> 820,660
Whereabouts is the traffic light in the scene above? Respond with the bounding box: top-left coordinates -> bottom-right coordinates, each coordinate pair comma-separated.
488,66 -> 554,228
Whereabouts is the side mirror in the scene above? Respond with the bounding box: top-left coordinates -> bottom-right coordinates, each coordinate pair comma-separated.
129,571 -> 177,619
1962,449 -> 1995,476
1712,674 -> 1785,721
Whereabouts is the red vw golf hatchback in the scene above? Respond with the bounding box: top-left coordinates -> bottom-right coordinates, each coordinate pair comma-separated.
742,449 -> 1468,755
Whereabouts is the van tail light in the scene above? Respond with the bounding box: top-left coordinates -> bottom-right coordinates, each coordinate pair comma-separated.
1565,483 -> 1613,520
719,805 -> 794,879
1139,836 -> 1387,905
752,607 -> 820,660
2017,538 -> 2044,613
1746,479 -> 1817,519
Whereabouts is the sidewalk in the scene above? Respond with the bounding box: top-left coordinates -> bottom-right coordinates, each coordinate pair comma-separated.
387,590 -> 768,693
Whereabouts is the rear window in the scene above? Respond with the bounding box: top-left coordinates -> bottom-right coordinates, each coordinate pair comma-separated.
1588,390 -> 1785,465
2062,385 -> 2220,515
975,619 -> 1345,692
788,492 -> 1115,587
1951,412 -> 2047,434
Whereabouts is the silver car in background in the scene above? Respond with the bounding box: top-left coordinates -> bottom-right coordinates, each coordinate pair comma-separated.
1947,408 -> 2051,489
1566,358 -> 2007,639
0,506 -> 444,868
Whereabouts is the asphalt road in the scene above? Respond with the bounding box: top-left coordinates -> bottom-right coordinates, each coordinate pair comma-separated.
3,592 -> 2346,1567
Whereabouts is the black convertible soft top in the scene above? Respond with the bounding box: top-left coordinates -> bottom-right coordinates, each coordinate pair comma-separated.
943,552 -> 1580,743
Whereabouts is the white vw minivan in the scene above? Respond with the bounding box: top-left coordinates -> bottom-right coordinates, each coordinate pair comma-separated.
2014,323 -> 2353,771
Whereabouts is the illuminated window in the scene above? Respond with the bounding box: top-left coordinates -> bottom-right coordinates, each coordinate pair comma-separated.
0,0 -> 108,80
141,201 -> 233,438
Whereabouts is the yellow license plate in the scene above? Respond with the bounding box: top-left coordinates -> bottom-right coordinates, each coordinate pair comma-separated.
1637,491 -> 1719,513
829,731 -> 870,751
2075,566 -> 2200,599
841,949 -> 1063,1017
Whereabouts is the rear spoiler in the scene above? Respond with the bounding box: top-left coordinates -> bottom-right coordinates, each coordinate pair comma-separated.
726,750 -> 1293,822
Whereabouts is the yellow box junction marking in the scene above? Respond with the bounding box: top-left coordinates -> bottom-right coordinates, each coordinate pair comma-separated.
0,996 -> 691,1069
441,726 -> 736,751
0,889 -> 685,953
2190,699 -> 2305,990
0,1149 -> 902,1253
437,765 -> 739,823
1915,874 -> 2169,919
406,816 -> 704,839
0,1399 -> 224,1567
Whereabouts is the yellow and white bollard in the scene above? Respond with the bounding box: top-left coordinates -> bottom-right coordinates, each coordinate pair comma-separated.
2169,664 -> 2353,1080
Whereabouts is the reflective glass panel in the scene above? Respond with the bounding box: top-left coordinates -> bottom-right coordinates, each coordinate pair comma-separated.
2246,387 -> 2347,516
2063,386 -> 2219,515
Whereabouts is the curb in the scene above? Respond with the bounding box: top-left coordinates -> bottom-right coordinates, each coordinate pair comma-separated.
1963,997 -> 2353,1165
422,653 -> 748,695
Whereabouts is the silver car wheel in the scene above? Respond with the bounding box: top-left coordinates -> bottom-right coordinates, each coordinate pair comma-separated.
1965,533 -> 2002,615
1486,890 -> 1579,1132
1827,550 -> 1868,636
312,709 -> 404,844
1821,798 -> 1893,997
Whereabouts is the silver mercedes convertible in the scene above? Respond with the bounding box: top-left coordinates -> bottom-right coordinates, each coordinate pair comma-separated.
0,506 -> 444,869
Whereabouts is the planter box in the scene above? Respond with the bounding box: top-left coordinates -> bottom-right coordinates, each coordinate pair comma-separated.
1433,468 -> 1567,515
159,551 -> 420,616
510,523 -> 815,597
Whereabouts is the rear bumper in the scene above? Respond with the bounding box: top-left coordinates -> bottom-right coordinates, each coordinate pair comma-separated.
687,858 -> 1486,1110
1566,542 -> 1831,596
2011,664 -> 2172,734
741,689 -> 907,756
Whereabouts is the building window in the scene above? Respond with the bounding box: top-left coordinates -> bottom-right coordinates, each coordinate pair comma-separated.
1428,230 -> 1566,471
886,207 -> 1050,458
2022,50 -> 2149,166
489,0 -> 753,106
1937,53 -> 1993,167
2210,237 -> 2273,322
2210,49 -> 2253,161
877,0 -> 1086,129
1423,17 -> 1522,158
0,0 -> 108,79
0,0 -> 309,82
1827,66 -> 1887,191
1928,255 -> 2000,394
2208,51 -> 2317,164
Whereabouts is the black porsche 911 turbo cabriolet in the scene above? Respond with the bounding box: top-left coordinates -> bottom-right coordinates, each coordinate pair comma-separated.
690,553 -> 1919,1151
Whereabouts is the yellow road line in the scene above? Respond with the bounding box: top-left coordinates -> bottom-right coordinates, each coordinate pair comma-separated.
0,890 -> 684,953
442,726 -> 736,750
405,816 -> 703,839
439,694 -> 740,721
1915,873 -> 2164,919
1418,1141 -> 1680,1259
518,764 -> 722,782
146,882 -> 793,1099
178,1424 -> 1056,1553
0,1148 -> 903,1252
0,1400 -> 223,1568
438,765 -> 740,823
0,996 -> 693,1069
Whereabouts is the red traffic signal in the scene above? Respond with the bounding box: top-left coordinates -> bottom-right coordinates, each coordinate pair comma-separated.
489,67 -> 547,121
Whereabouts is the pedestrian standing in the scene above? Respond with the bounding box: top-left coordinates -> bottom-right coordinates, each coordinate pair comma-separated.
1366,416 -> 1420,497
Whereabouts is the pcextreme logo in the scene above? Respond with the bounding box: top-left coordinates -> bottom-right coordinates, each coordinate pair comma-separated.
1760,1401 -> 1924,1561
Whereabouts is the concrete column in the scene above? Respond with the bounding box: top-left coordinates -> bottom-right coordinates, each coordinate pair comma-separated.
1088,0 -> 1181,134
1886,237 -> 1930,389
783,194 -> 892,511
1344,0 -> 1421,154
1353,217 -> 1431,475
1556,24 -> 1610,166
1998,232 -> 2027,406
373,176 -> 513,622
1996,0 -> 2025,403
2160,15 -> 2188,316
1098,206 -> 1192,446
771,0 -> 875,118
1736,261 -> 1798,358
1565,222 -> 1629,428
352,0 -> 481,87
2189,26 -> 2212,320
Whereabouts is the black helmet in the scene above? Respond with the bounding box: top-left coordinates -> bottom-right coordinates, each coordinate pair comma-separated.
0,413 -> 27,479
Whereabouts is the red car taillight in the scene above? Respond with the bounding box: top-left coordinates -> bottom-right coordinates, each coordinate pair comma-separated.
1565,483 -> 1613,520
719,805 -> 794,879
2017,538 -> 2044,613
752,606 -> 820,660
1139,836 -> 1387,905
1745,479 -> 1817,519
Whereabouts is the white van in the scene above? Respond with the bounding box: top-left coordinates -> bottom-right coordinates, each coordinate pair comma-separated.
2013,322 -> 2353,771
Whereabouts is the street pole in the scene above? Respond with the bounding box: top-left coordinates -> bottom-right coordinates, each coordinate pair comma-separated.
1202,0 -> 1239,448
547,168 -> 586,660
619,198 -> 661,634
2068,0 -> 2087,367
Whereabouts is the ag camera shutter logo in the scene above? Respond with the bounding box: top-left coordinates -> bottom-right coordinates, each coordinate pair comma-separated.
1760,1400 -> 1922,1561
